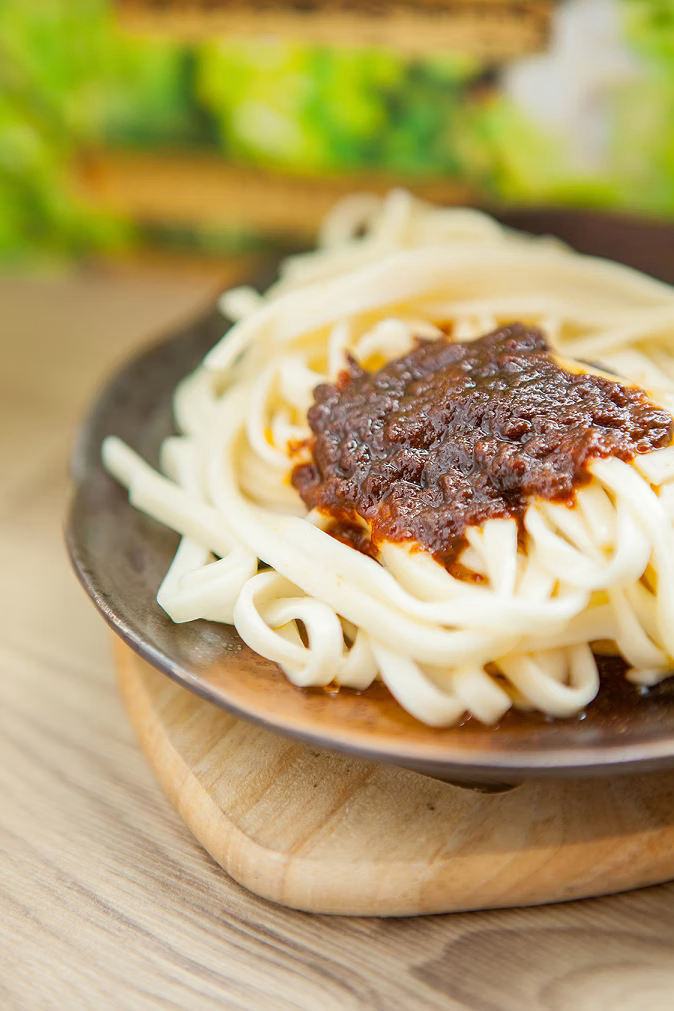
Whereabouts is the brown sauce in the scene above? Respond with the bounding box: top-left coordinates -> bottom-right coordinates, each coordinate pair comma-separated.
292,323 -> 672,567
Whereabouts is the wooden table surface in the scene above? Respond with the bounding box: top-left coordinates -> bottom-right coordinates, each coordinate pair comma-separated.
2,266 -> 674,1011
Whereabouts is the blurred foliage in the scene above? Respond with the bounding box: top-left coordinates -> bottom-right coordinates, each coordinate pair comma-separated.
197,41 -> 481,176
616,0 -> 674,214
0,0 -> 491,262
0,0 -> 214,262
2,0 -> 674,262
137,220 -> 285,258
624,0 -> 674,63
468,96 -> 624,210
0,0 -> 126,261
442,0 -> 674,217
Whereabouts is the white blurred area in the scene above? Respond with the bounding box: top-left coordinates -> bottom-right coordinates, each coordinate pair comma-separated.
503,0 -> 640,171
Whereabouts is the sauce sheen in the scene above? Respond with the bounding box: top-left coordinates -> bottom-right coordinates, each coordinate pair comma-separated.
291,323 -> 672,566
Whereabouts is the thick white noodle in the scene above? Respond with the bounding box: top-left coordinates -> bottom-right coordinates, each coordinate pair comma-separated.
103,191 -> 674,726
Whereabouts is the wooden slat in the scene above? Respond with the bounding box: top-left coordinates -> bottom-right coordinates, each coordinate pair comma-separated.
73,149 -> 476,236
117,640 -> 674,917
115,0 -> 555,60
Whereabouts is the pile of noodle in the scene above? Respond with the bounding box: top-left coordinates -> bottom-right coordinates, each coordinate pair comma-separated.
103,190 -> 674,726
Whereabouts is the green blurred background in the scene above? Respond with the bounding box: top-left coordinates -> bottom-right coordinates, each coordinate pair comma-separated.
2,0 -> 673,264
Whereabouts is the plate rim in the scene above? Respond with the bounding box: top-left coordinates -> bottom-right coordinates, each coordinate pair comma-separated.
66,221 -> 674,781
65,518 -> 674,778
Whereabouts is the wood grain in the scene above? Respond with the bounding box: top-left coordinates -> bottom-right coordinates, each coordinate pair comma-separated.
2,269 -> 674,1009
116,639 -> 674,917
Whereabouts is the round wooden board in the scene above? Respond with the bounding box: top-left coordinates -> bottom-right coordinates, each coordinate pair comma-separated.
116,639 -> 674,917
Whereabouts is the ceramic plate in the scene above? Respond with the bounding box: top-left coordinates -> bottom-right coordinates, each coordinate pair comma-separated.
67,210 -> 674,785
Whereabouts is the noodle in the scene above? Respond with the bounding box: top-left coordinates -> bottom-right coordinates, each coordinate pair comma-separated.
103,190 -> 674,726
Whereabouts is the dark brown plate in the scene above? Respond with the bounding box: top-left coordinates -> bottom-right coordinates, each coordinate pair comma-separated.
67,209 -> 674,785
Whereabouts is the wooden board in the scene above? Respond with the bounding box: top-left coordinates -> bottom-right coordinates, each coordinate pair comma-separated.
74,151 -> 474,236
116,639 -> 674,917
115,0 -> 555,60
